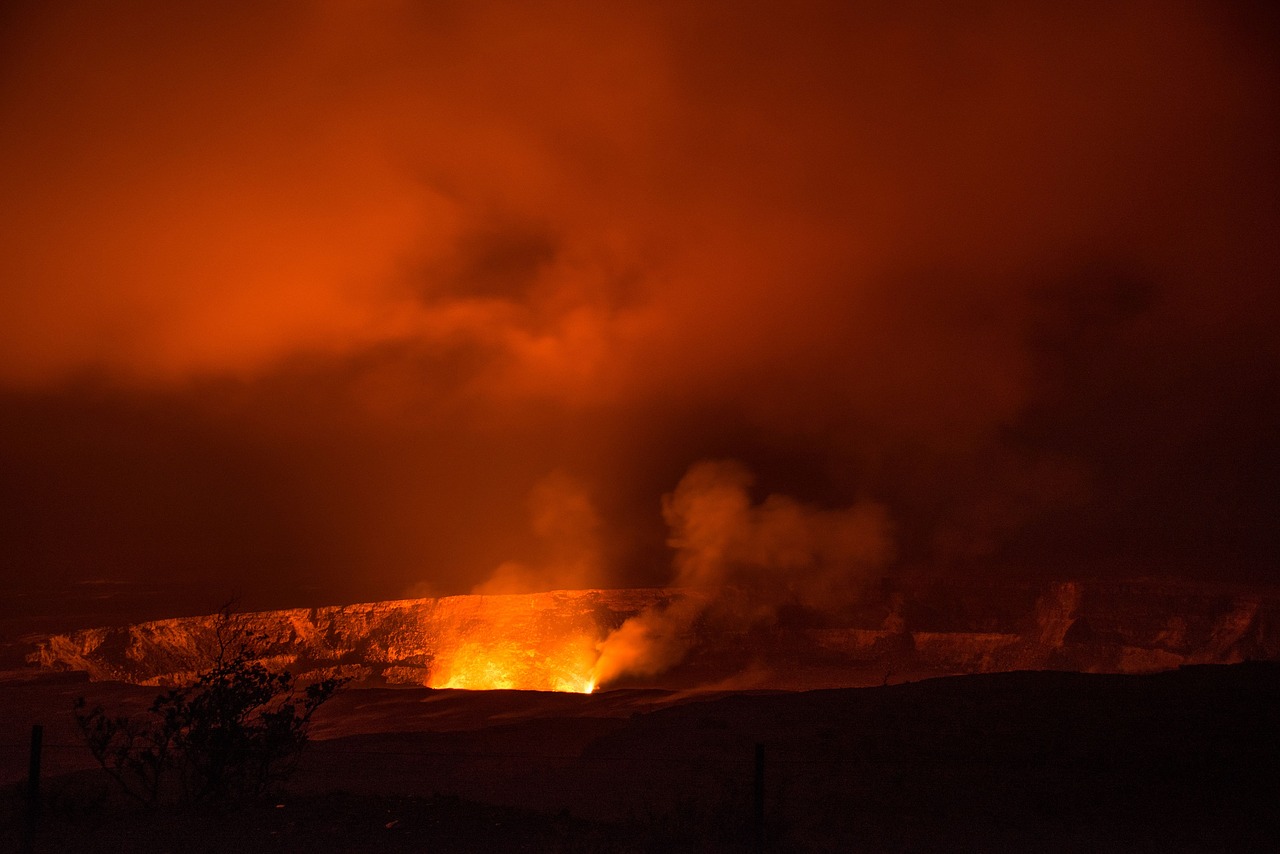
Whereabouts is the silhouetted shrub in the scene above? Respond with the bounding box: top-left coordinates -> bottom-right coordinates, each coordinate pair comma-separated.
75,617 -> 344,806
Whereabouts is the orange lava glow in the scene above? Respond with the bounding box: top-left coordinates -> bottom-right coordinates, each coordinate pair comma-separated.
426,633 -> 598,694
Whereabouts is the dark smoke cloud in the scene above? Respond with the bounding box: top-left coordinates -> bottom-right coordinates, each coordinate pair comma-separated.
0,1 -> 1276,614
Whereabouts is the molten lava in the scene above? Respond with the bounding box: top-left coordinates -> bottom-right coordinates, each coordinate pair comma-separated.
424,616 -> 601,693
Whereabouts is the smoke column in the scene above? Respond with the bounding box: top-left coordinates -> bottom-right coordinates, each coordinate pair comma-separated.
592,460 -> 893,685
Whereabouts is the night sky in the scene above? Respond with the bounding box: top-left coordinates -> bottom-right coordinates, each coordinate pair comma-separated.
1,1 -> 1276,614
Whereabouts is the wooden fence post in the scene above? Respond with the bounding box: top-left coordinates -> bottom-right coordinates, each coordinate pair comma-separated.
753,742 -> 765,852
23,723 -> 43,851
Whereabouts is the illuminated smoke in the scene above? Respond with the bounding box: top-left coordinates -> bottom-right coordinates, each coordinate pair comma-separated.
0,2 -> 1274,605
592,460 -> 893,686
472,470 -> 604,594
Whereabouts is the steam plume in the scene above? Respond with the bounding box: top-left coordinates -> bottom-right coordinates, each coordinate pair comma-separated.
473,470 -> 604,594
592,460 -> 893,685
0,2 -> 1274,605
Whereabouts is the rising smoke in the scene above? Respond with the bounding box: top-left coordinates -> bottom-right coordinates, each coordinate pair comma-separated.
592,460 -> 894,685
473,470 -> 604,595
0,2 -> 1275,607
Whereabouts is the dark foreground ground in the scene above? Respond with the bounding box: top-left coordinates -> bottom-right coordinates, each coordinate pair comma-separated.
3,662 -> 1279,852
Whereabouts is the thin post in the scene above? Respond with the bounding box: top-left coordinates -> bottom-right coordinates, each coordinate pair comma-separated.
24,723 -> 43,851
753,741 -> 765,852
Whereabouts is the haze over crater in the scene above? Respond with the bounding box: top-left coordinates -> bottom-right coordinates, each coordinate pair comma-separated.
1,1 -> 1276,614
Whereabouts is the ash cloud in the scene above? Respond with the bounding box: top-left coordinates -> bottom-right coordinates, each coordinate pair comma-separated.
0,2 -> 1276,609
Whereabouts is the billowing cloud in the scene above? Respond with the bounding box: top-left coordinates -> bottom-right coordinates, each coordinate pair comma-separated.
0,1 -> 1275,612
661,460 -> 892,607
593,460 -> 894,685
473,469 -> 604,594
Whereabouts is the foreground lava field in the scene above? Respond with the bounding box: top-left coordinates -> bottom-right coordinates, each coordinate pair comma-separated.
3,662 -> 1279,852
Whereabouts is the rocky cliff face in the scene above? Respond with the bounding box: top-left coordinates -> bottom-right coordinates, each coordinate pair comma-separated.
31,588 -> 677,689
29,581 -> 1280,690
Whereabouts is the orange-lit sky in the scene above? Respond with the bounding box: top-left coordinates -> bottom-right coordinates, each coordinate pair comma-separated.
1,1 -> 1276,611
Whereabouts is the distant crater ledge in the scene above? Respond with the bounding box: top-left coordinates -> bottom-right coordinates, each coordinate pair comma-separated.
28,581 -> 1280,691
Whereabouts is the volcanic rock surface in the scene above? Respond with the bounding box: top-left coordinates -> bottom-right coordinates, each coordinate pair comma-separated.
28,580 -> 1280,689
